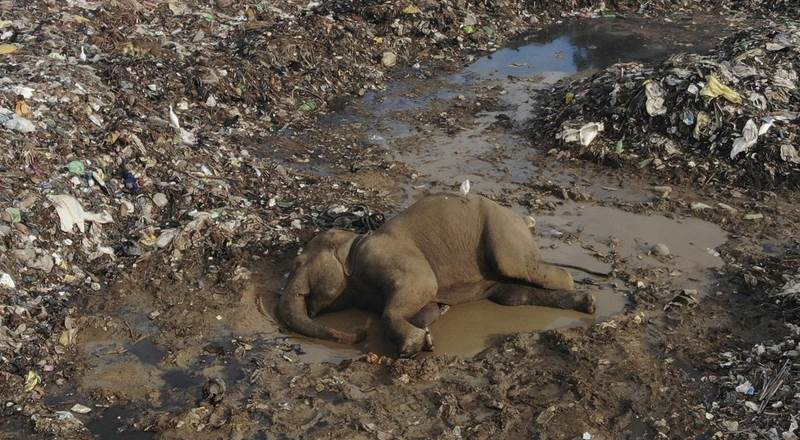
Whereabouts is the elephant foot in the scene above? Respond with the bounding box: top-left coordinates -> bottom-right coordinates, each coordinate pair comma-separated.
398,326 -> 427,358
423,327 -> 434,352
579,292 -> 597,314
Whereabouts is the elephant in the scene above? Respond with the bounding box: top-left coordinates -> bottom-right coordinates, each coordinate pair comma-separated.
277,193 -> 596,356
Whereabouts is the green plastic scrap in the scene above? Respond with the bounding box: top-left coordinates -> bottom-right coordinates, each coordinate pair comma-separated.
67,160 -> 84,175
5,207 -> 21,223
299,100 -> 317,113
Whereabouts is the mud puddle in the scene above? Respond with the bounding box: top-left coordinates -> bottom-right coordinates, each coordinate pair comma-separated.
295,16 -> 732,357
56,16 -> 736,438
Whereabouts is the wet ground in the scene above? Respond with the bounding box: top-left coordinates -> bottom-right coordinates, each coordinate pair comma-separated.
28,15 -> 793,439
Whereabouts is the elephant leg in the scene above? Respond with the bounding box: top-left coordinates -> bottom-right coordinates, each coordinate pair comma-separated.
382,284 -> 438,357
408,302 -> 451,351
488,284 -> 595,314
408,302 -> 447,329
484,218 -> 575,290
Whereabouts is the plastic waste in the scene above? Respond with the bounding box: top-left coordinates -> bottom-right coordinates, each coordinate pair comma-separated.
47,194 -> 113,234
0,273 -> 15,289
730,119 -> 759,159
700,74 -> 742,104
562,122 -> 604,146
3,115 -> 36,132
644,80 -> 667,116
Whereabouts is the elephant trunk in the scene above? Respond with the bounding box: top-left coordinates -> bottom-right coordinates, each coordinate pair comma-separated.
278,271 -> 361,344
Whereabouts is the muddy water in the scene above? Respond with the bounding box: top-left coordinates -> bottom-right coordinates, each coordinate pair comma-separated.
285,288 -> 624,359
298,16 -> 731,359
60,17 -> 734,437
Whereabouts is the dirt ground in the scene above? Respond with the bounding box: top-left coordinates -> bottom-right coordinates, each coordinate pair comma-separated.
1,2 -> 799,440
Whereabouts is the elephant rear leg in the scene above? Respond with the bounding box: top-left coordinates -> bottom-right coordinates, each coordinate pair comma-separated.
489,284 -> 595,314
484,219 -> 575,290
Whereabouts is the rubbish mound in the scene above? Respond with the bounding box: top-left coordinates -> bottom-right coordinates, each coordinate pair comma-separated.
528,22 -> 800,189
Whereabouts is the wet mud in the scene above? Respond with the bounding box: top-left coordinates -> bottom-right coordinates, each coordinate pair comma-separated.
31,16 -> 792,440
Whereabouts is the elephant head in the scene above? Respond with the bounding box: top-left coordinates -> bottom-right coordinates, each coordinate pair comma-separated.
278,229 -> 363,344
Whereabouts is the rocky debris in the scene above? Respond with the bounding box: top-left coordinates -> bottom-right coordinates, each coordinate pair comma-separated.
528,22 -> 800,189
202,378 -> 227,405
652,243 -> 671,257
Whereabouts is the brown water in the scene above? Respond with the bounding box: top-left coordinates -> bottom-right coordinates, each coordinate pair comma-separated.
61,17 -> 734,438
287,288 -> 624,359
245,16 -> 730,361
270,197 -> 727,360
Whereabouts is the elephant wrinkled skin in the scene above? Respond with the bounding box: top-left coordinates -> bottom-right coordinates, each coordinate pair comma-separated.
277,193 -> 596,356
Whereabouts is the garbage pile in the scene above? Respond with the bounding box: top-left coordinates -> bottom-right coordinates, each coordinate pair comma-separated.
707,322 -> 800,439
528,22 -> 800,189
699,244 -> 800,439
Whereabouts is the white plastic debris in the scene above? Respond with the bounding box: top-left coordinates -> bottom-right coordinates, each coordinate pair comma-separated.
562,122 -> 604,146
460,179 -> 470,197
730,119 -> 759,159
156,229 -> 178,248
47,194 -> 113,233
169,104 -> 180,130
179,127 -> 196,145
0,273 -> 15,289
70,404 -> 91,414
10,85 -> 34,99
3,115 -> 36,132
778,275 -> 800,297
153,193 -> 168,208
722,420 -> 739,432
645,81 -> 667,116
781,144 -> 800,163
759,118 -> 775,136
735,381 -> 755,395
582,432 -> 593,440
691,202 -> 713,211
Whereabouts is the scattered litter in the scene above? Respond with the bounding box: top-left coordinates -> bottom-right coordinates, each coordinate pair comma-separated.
730,119 -> 759,159
66,160 -> 85,176
561,122 -> 604,146
47,195 -> 113,233
460,179 -> 471,197
24,370 -> 41,392
735,380 -> 756,395
69,404 -> 91,414
652,243 -> 670,257
0,273 -> 15,289
700,74 -> 742,105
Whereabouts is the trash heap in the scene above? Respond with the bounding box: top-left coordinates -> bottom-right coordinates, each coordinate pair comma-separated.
528,22 -> 800,189
707,320 -> 800,439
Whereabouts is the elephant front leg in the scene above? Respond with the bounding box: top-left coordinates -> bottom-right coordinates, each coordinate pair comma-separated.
382,287 -> 438,357
409,303 -> 449,351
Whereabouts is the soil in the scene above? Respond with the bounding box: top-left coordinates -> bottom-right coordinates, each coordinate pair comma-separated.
2,7 -> 799,440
